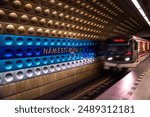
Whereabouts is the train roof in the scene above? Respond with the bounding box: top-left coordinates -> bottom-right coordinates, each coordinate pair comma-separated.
107,35 -> 132,40
107,35 -> 149,42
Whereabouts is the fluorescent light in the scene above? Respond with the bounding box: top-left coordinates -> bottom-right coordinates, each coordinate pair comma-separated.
132,0 -> 141,9
131,0 -> 150,26
139,9 -> 145,16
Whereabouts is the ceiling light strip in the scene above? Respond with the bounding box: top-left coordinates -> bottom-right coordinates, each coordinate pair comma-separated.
131,0 -> 150,26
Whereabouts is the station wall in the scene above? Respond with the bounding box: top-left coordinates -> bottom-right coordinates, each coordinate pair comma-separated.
0,0 -> 103,99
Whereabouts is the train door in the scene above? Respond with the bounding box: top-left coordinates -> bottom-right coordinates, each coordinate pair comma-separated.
132,40 -> 138,62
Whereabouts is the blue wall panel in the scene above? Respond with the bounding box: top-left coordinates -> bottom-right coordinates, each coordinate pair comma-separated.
0,34 -> 97,73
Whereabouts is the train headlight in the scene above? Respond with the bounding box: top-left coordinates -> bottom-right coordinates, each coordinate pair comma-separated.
108,57 -> 113,61
125,57 -> 130,61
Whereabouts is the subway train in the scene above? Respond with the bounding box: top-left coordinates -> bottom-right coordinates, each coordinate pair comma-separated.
104,35 -> 150,69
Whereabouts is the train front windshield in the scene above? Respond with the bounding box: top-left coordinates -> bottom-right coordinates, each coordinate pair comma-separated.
106,41 -> 132,62
107,44 -> 131,55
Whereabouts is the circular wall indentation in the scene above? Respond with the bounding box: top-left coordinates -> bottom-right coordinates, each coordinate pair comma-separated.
57,39 -> 61,45
35,68 -> 41,75
83,42 -> 86,46
24,3 -> 32,11
15,48 -> 23,57
43,9 -> 50,16
35,58 -> 41,65
31,17 -> 38,24
52,11 -> 57,17
26,59 -> 32,67
12,0 -> 22,9
76,61 -> 79,66
26,38 -> 33,45
0,10 -> 5,18
35,38 -> 41,45
6,24 -> 15,33
50,66 -> 54,72
16,71 -> 24,79
17,26 -> 25,34
4,61 -> 13,70
20,15 -> 28,22
8,12 -> 18,20
67,40 -> 71,45
56,65 -> 60,70
35,48 -> 41,55
44,29 -> 50,36
28,27 -> 34,34
67,63 -> 70,68
56,56 -> 60,62
26,48 -> 32,56
4,49 -> 12,58
49,0 -> 55,5
5,73 -> 13,82
16,60 -> 23,68
16,37 -> 23,45
43,67 -> 48,73
4,37 -> 13,45
67,55 -> 71,60
26,69 -> 33,77
50,39 -> 55,45
61,56 -> 65,61
49,57 -> 54,63
35,6 -> 42,14
43,38 -> 48,45
62,40 -> 66,45
43,57 -> 48,64
37,28 -> 43,35
47,20 -> 53,27
62,64 -> 66,69
40,18 -> 46,25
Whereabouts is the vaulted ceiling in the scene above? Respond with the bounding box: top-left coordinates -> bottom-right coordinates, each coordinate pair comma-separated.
0,0 -> 149,40
87,0 -> 150,39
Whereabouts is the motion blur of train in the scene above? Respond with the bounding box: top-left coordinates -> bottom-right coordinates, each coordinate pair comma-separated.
104,35 -> 150,69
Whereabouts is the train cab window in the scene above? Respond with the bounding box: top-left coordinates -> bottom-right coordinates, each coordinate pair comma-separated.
107,43 -> 132,56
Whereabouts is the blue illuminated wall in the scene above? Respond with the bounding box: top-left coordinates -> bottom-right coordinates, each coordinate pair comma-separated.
0,34 -> 98,85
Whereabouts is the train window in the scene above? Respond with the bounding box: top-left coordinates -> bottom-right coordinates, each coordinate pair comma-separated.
134,40 -> 138,50
145,43 -> 148,51
143,43 -> 145,52
140,42 -> 143,53
147,43 -> 149,50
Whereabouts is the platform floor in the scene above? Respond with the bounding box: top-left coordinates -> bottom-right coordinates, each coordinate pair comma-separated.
96,57 -> 150,100
129,67 -> 150,100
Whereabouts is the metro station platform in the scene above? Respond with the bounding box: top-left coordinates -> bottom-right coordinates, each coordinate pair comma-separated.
96,57 -> 150,100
